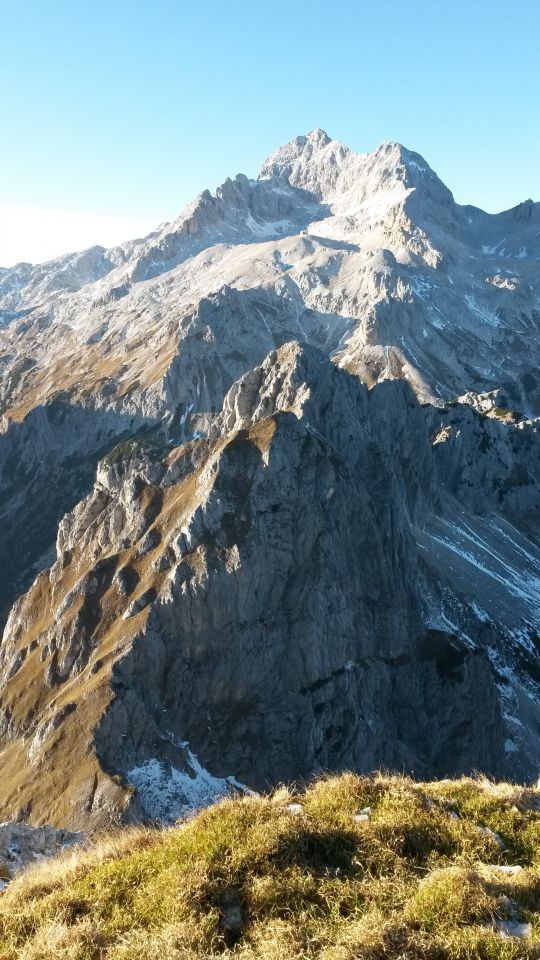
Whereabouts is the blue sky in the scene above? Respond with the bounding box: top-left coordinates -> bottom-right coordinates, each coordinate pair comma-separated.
1,0 -> 539,265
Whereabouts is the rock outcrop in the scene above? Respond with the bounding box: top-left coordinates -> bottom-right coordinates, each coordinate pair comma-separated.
0,822 -> 83,879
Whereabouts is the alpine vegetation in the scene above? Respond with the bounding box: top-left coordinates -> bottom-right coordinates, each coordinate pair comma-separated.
3,774 -> 540,958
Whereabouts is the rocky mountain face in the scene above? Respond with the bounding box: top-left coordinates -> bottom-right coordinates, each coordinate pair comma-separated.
0,130 -> 539,828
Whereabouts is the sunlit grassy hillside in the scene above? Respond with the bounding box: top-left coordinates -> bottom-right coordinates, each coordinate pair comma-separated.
3,773 -> 540,958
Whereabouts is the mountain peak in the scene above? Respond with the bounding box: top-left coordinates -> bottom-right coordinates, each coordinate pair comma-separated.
370,139 -> 433,178
258,130 -> 451,208
305,128 -> 332,147
259,129 -> 347,183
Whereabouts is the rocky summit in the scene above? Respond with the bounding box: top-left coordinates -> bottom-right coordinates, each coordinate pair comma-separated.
1,130 -> 540,829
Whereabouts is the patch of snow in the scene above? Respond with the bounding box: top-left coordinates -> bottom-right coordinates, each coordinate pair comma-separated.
7,842 -> 20,863
179,402 -> 194,429
127,742 -> 250,823
354,184 -> 407,221
399,336 -> 429,375
431,313 -> 445,330
410,274 -> 436,300
418,582 -> 477,649
482,239 -> 506,255
470,600 -> 490,623
464,294 -> 501,328
254,305 -> 274,339
245,213 -> 292,238
488,519 -> 540,569
427,519 -> 540,618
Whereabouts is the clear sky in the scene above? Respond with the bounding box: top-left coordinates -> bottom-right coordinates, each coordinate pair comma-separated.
1,0 -> 539,266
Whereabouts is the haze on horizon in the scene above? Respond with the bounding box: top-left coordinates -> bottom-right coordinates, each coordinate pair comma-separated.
1,0 -> 539,267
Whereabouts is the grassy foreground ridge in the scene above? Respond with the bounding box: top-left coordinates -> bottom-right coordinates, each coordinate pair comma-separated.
4,774 -> 540,958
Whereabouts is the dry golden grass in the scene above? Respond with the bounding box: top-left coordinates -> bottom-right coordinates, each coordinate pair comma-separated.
3,321 -> 180,422
3,773 -> 540,958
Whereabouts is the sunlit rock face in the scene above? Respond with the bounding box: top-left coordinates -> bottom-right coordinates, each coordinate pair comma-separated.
1,132 -> 539,827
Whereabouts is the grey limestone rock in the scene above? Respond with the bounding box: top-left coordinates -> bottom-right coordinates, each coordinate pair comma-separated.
0,130 -> 540,827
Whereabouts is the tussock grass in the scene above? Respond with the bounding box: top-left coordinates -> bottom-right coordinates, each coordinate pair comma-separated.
3,774 -> 540,958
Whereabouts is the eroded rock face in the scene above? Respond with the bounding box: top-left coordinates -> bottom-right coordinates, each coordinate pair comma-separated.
0,402 -> 157,624
0,343 -> 538,827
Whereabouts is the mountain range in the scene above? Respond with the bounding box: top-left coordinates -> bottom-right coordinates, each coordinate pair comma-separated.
1,129 -> 539,828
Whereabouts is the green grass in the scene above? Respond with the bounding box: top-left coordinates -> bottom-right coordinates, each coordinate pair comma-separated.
101,438 -> 154,467
3,774 -> 540,958
491,406 -> 523,423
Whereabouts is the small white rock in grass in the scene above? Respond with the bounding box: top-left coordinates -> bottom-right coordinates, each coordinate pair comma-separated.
477,825 -> 505,847
498,895 -> 514,912
448,810 -> 460,821
351,806 -> 371,822
489,864 -> 523,875
287,803 -> 304,815
495,920 -> 532,939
